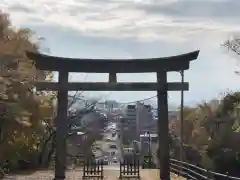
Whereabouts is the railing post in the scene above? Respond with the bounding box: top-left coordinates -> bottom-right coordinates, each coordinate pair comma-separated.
138,159 -> 140,178
226,172 -> 229,179
130,161 -> 133,175
178,160 -> 181,177
206,169 -> 214,180
101,160 -> 103,179
206,169 -> 209,179
120,161 -> 122,179
83,160 -> 86,178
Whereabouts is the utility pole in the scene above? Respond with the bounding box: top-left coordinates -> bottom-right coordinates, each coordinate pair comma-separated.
180,70 -> 184,162
147,131 -> 152,168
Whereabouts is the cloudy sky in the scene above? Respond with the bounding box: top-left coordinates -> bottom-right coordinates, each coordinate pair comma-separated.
1,0 -> 240,106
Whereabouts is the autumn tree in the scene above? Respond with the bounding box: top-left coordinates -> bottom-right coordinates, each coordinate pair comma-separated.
0,11 -> 54,174
169,92 -> 240,175
0,11 -> 109,177
37,91 -> 108,167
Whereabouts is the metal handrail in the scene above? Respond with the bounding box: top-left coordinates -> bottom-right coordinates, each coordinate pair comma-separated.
170,159 -> 240,180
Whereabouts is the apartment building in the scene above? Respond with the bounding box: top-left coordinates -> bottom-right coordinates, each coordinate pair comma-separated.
120,104 -> 138,144
120,103 -> 155,145
136,102 -> 155,134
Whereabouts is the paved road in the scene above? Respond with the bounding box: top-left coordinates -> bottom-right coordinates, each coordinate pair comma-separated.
98,129 -> 120,164
103,165 -> 120,170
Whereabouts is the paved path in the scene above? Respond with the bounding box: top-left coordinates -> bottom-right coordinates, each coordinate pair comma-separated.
103,165 -> 119,170
3,166 -> 185,180
3,168 -> 120,180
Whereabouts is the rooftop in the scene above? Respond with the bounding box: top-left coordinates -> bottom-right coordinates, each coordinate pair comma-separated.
140,133 -> 158,138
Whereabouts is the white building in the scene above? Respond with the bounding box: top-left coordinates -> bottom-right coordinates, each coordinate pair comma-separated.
95,101 -> 106,109
139,133 -> 158,163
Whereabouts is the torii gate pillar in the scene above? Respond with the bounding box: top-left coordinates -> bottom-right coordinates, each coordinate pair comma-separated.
54,69 -> 69,180
157,71 -> 169,179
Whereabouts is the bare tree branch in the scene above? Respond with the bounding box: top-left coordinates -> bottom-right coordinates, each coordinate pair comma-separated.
222,35 -> 240,75
222,35 -> 240,56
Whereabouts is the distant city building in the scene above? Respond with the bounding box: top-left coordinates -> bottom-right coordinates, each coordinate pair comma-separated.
119,105 -> 138,145
139,133 -> 158,163
104,100 -> 120,112
0,58 -> 9,73
140,133 -> 158,141
140,133 -> 158,152
136,102 -> 155,135
168,110 -> 178,120
95,101 -> 106,109
120,103 -> 156,144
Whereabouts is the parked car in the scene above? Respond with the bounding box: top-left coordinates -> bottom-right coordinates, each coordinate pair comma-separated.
112,157 -> 118,163
103,157 -> 108,165
109,144 -> 117,149
93,145 -> 101,150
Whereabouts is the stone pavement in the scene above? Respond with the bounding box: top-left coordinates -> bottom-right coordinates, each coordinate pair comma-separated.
3,168 -> 185,180
3,169 -> 119,180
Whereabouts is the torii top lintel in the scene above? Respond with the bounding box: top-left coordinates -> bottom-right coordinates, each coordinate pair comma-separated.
26,50 -> 199,73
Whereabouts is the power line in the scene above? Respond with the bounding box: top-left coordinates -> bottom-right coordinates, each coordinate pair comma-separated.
119,95 -> 157,108
120,95 -> 157,105
70,92 -> 157,110
117,93 -> 174,110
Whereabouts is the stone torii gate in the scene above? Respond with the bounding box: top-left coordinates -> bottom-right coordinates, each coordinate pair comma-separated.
26,50 -> 199,180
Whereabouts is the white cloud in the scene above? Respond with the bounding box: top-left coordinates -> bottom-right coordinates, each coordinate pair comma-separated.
1,0 -> 240,104
1,0 -> 240,42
